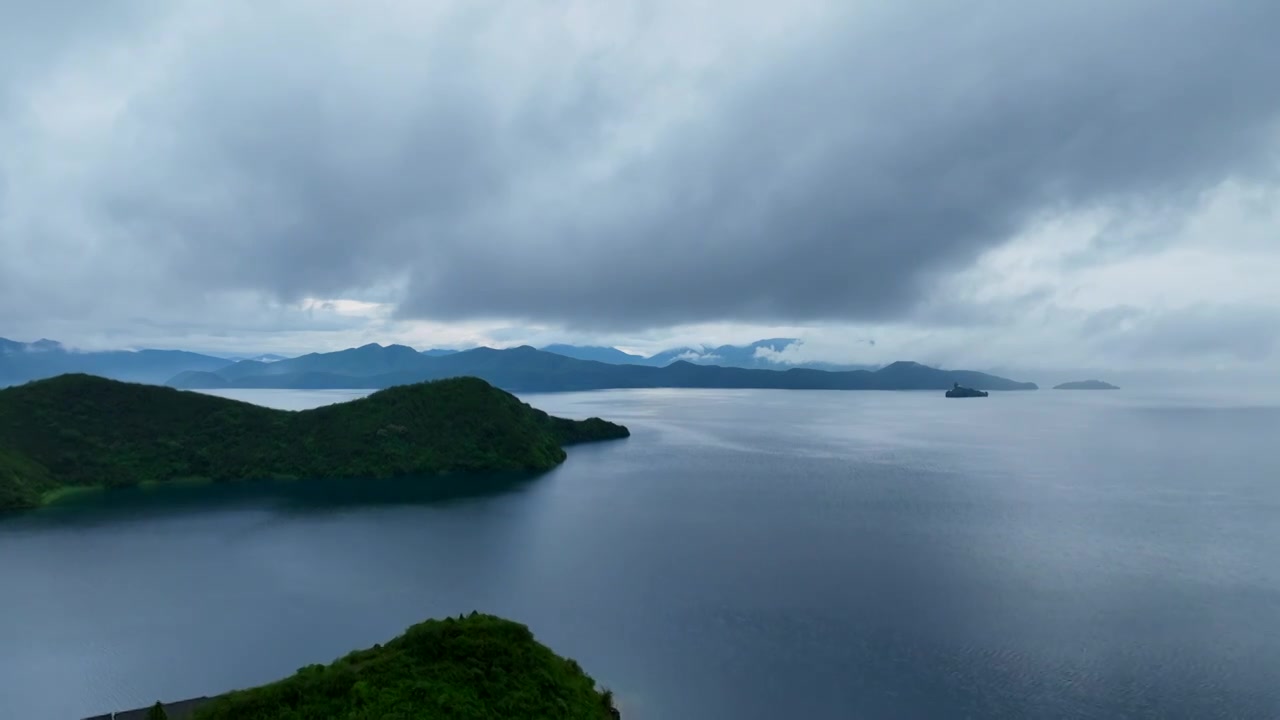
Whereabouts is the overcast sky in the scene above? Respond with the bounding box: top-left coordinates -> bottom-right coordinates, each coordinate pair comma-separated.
2,0 -> 1278,374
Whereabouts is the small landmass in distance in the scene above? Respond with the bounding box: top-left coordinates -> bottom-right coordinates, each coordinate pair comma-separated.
1053,379 -> 1120,390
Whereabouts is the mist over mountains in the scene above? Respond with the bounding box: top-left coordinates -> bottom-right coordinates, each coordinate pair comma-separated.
542,339 -> 876,372
0,338 -> 228,388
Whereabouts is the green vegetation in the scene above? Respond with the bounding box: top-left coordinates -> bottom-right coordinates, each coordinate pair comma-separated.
147,701 -> 169,720
0,374 -> 628,512
192,613 -> 619,720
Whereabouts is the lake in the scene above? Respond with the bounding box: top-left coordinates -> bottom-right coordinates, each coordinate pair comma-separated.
3,387 -> 1280,719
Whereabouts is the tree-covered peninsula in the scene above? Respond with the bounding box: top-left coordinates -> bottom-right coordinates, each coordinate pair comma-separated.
190,613 -> 619,720
0,374 -> 628,512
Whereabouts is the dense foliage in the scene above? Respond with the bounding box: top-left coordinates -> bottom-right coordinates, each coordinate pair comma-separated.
192,613 -> 619,720
0,374 -> 628,511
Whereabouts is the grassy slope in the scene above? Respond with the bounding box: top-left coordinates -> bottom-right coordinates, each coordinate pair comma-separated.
0,374 -> 628,511
192,613 -> 619,720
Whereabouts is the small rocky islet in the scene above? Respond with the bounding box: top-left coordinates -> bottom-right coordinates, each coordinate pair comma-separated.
1053,379 -> 1120,390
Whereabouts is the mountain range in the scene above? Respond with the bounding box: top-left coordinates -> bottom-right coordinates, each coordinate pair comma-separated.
2,336 -> 1037,392
0,338 -> 228,388
538,338 -> 875,371
168,343 -> 1037,392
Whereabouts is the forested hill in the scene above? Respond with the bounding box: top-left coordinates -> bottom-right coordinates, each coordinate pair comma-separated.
191,613 -> 620,720
0,374 -> 628,512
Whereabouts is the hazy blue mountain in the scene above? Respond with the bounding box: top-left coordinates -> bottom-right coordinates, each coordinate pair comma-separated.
646,338 -> 795,367
421,348 -> 459,357
540,344 -> 648,364
1054,379 -> 1120,390
214,352 -> 291,363
541,338 -> 877,371
0,337 -> 229,388
871,361 -> 1029,390
167,344 -> 1037,392
646,338 -> 877,371
254,354 -> 290,362
292,342 -> 429,374
211,343 -> 426,382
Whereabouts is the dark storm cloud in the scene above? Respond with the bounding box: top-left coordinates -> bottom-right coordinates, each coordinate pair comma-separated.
4,0 -> 1280,331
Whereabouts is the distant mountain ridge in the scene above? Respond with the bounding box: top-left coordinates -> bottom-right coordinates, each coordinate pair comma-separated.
540,338 -> 876,371
5,336 -> 1038,393
0,337 -> 228,388
2,336 -> 875,387
214,352 -> 291,363
168,344 -> 1037,392
539,344 -> 648,364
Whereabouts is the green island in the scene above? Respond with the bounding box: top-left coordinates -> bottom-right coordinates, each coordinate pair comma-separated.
196,613 -> 619,720
0,374 -> 629,512
96,613 -> 620,719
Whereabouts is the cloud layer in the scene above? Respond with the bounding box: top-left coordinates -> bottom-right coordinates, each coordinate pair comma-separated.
2,0 -> 1278,368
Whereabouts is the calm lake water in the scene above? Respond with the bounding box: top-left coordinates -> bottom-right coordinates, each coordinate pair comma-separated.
3,387 -> 1280,719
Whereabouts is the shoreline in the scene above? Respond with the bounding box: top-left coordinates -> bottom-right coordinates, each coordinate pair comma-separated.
83,696 -> 214,720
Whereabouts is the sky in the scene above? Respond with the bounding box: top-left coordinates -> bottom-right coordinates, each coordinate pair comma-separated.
1,0 -> 1278,377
